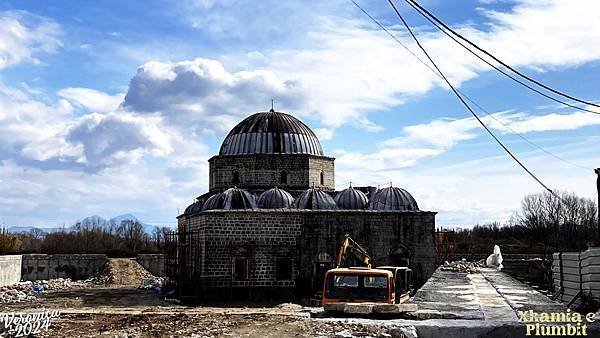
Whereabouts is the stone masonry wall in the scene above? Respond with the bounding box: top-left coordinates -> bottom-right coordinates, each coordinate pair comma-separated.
180,209 -> 436,299
188,211 -> 302,288
208,154 -> 335,192
298,211 -> 437,291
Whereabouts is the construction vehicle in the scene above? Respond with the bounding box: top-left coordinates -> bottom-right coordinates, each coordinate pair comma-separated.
322,234 -> 414,308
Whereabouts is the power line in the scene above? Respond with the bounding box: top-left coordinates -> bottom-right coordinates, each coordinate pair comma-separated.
463,97 -> 593,172
386,0 -> 559,197
350,0 -> 592,172
404,0 -> 600,114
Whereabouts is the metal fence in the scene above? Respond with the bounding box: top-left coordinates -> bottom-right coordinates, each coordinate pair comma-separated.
165,230 -> 203,302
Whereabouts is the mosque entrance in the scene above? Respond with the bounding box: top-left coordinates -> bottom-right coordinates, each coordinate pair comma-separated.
389,244 -> 411,267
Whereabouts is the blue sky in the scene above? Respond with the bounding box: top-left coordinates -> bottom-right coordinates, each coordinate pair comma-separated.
0,0 -> 598,228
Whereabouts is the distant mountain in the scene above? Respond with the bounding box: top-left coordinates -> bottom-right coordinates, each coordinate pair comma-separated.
76,213 -> 163,234
7,214 -> 170,235
109,213 -> 159,234
6,226 -> 65,234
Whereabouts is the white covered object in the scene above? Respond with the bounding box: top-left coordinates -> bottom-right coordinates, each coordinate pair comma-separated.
486,245 -> 504,270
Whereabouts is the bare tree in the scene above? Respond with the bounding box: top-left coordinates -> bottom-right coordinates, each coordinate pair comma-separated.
516,190 -> 598,254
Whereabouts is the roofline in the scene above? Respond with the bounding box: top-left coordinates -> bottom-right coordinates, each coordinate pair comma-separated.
178,208 -> 437,218
208,154 -> 335,162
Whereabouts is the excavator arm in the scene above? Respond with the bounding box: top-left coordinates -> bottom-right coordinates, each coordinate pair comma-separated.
336,234 -> 371,268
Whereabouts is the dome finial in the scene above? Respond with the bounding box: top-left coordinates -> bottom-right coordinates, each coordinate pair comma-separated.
270,99 -> 275,112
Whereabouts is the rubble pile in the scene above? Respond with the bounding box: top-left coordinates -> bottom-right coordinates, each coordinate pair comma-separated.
0,281 -> 38,303
41,277 -> 99,290
440,259 -> 486,274
94,258 -> 154,286
0,278 -> 101,303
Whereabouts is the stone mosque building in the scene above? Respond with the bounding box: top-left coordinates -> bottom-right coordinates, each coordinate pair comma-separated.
173,109 -> 436,302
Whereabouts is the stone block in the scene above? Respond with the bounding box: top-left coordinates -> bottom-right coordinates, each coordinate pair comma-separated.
373,303 -> 418,314
343,303 -> 374,314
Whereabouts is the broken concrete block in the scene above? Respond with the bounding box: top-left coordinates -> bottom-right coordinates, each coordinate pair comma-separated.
373,303 -> 418,314
343,303 -> 374,314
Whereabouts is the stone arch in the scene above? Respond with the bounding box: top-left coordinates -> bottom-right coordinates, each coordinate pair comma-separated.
232,171 -> 240,185
389,243 -> 411,267
320,170 -> 324,185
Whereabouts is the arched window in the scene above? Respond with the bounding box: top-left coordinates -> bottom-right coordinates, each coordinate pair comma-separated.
320,171 -> 325,186
280,171 -> 288,184
232,171 -> 240,185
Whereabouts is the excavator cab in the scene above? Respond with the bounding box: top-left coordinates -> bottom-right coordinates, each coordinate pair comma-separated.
322,268 -> 395,305
321,234 -> 413,306
376,266 -> 413,303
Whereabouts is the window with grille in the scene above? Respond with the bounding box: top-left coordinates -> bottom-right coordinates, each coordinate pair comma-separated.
234,257 -> 250,280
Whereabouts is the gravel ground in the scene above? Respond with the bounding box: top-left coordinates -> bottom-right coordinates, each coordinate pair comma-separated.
0,287 -> 416,337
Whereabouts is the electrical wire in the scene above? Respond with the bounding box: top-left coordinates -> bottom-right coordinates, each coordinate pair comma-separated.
463,97 -> 593,172
386,0 -> 560,198
350,0 -> 592,172
405,0 -> 600,113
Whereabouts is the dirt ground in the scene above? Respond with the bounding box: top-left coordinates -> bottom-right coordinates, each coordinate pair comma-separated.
0,288 -> 409,338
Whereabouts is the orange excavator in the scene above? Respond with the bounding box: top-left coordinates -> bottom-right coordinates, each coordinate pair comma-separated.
322,234 -> 413,307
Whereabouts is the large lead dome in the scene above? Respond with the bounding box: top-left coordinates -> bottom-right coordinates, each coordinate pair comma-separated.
219,110 -> 324,156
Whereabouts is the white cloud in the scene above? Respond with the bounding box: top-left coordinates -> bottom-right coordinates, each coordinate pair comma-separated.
122,58 -> 308,133
0,82 -> 178,172
333,109 -> 599,187
66,112 -> 173,169
477,0 -> 600,68
58,87 -> 125,113
206,0 -> 600,133
0,10 -> 61,68
489,111 -> 600,133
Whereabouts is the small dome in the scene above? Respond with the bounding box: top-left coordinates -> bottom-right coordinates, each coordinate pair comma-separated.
368,186 -> 419,211
202,193 -> 225,211
184,200 -> 203,215
293,188 -> 336,210
335,187 -> 368,209
203,187 -> 256,211
257,187 -> 294,208
219,110 -> 324,156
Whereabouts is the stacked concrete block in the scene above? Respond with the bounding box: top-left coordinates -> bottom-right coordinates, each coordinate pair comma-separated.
21,254 -> 108,281
552,248 -> 600,305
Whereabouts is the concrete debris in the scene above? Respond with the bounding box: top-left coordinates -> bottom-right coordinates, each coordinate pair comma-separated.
0,281 -> 38,303
0,278 -> 101,303
439,259 -> 486,274
41,277 -> 100,290
139,277 -> 164,290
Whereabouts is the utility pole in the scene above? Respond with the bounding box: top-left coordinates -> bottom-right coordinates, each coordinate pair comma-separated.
596,168 -> 600,245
